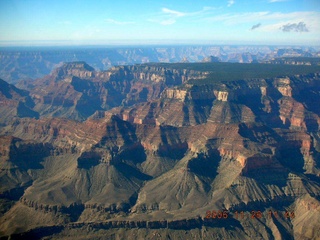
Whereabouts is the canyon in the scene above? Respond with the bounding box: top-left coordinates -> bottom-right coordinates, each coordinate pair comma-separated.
0,59 -> 319,239
1,45 -> 319,84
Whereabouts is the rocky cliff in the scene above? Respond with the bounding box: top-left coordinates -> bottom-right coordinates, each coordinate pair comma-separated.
0,61 -> 320,239
114,73 -> 320,130
13,63 -> 211,121
1,46 -> 319,83
0,79 -> 38,125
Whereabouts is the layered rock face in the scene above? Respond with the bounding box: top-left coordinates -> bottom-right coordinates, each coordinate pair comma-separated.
2,45 -> 318,83
0,79 -> 38,125
0,62 -> 320,239
15,62 -> 209,121
116,73 -> 320,130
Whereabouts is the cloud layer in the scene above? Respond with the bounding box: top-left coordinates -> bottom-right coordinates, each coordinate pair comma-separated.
204,10 -> 319,33
269,0 -> 288,2
281,22 -> 309,32
149,7 -> 214,25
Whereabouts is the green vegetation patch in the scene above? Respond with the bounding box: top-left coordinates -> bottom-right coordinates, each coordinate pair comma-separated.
269,57 -> 320,65
141,62 -> 320,85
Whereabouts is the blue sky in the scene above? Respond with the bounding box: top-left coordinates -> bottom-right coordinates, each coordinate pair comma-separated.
0,0 -> 319,46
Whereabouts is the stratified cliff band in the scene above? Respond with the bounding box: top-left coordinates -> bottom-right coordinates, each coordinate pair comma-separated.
0,60 -> 319,239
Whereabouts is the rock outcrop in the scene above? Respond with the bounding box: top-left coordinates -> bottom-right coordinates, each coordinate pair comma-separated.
0,61 -> 320,239
0,79 -> 38,124
2,46 -> 319,83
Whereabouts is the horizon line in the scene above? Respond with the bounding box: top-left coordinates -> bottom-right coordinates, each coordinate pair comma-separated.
1,43 -> 320,48
1,39 -> 320,48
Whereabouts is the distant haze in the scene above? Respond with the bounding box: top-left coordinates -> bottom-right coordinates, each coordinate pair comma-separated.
0,0 -> 319,46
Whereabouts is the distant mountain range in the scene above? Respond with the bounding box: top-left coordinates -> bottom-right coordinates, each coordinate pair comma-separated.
1,45 -> 319,83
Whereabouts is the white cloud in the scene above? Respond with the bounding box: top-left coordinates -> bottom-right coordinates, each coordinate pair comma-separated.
227,0 -> 235,7
162,8 -> 186,17
162,7 -> 215,17
269,0 -> 288,2
204,11 -> 320,34
150,6 -> 215,25
105,19 -> 135,25
206,12 -> 269,25
207,11 -> 318,24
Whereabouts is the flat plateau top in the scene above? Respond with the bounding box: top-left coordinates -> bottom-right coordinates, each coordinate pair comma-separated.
141,61 -> 320,84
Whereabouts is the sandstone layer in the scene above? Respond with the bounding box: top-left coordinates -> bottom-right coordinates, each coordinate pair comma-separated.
0,61 -> 319,239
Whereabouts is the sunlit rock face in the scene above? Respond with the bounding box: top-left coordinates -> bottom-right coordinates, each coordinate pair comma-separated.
0,62 -> 320,239
1,45 -> 319,84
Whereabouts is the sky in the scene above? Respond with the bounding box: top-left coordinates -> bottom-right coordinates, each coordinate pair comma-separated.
0,0 -> 319,46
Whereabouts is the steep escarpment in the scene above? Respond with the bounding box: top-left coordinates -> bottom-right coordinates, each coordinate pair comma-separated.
1,46 -> 319,84
0,136 -> 36,196
113,73 -> 320,130
0,79 -> 38,124
1,117 -> 319,222
0,61 -> 320,239
5,62 -> 320,124
14,63 -> 210,121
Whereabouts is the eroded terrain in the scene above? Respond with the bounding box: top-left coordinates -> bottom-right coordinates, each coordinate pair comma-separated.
0,61 -> 320,239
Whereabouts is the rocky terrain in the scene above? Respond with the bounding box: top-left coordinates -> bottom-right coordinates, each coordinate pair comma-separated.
0,79 -> 38,125
0,60 -> 319,239
1,45 -> 319,84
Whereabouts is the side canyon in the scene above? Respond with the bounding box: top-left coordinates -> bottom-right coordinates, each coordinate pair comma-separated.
0,60 -> 319,239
